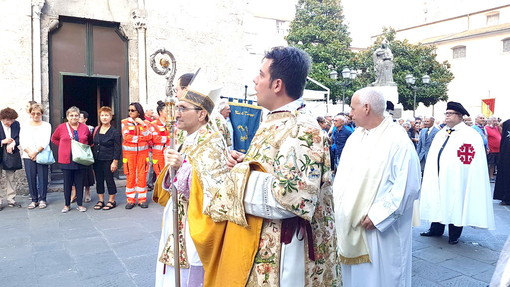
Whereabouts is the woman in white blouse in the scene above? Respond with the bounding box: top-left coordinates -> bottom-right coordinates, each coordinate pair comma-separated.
20,103 -> 52,209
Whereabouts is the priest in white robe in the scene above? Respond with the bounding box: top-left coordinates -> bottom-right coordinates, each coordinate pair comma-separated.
333,87 -> 421,287
420,101 -> 495,244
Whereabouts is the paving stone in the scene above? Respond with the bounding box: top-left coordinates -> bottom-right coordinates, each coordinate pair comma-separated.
412,239 -> 429,251
441,275 -> 489,287
132,270 -> 157,287
92,217 -> 129,231
472,268 -> 497,284
38,269 -> 81,286
0,244 -> 33,261
101,226 -> 148,244
30,227 -> 65,243
2,179 -> 506,286
80,272 -> 137,287
75,251 -> 126,279
411,275 -> 441,287
123,253 -> 157,277
2,272 -> 38,287
412,259 -> 462,281
33,249 -> 74,276
33,240 -> 66,252
65,236 -> 111,257
449,243 -> 500,264
0,257 -> 36,278
439,256 -> 494,276
63,225 -> 102,240
111,237 -> 159,260
0,235 -> 31,249
413,246 -> 460,263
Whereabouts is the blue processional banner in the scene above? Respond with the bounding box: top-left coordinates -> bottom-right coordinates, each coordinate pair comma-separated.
228,100 -> 262,153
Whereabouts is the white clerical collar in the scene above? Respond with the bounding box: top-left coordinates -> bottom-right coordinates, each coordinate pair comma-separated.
268,98 -> 304,114
362,116 -> 391,135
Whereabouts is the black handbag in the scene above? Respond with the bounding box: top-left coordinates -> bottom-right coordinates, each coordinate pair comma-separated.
2,146 -> 22,170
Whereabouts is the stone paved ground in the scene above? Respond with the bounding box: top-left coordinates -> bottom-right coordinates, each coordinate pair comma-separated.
0,180 -> 508,286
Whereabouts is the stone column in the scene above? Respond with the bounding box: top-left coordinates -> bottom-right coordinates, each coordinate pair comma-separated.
132,8 -> 147,105
32,0 -> 45,104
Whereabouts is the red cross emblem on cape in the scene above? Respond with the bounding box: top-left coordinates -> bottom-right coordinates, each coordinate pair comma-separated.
457,143 -> 475,164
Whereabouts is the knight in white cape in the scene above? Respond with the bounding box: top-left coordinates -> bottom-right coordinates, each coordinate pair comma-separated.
420,101 -> 495,244
333,87 -> 421,287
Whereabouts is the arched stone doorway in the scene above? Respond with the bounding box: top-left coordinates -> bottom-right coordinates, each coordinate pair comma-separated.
49,16 -> 128,180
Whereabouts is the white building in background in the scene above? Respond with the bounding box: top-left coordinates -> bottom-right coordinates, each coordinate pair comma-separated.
394,4 -> 510,120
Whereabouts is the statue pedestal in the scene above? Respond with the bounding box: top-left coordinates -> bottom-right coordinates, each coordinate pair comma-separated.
371,85 -> 399,104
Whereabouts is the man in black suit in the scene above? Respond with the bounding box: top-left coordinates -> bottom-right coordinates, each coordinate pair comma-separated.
416,116 -> 439,172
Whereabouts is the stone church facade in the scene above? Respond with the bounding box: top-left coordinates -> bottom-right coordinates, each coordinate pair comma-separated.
0,0 -> 295,191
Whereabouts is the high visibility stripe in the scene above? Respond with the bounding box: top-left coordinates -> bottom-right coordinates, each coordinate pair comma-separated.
122,145 -> 149,152
152,145 -> 165,150
126,190 -> 136,195
135,186 -> 147,192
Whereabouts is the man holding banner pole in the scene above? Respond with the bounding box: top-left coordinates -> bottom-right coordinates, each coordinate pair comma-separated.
209,46 -> 339,286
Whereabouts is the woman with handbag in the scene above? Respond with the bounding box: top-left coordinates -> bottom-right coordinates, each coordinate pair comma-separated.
0,107 -> 22,210
20,103 -> 53,209
51,106 -> 92,213
92,106 -> 122,210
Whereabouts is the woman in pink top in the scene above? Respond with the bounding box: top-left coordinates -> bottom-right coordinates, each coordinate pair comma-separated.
485,116 -> 502,182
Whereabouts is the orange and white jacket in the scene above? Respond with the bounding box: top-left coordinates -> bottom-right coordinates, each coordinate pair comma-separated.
150,119 -> 171,153
121,117 -> 152,153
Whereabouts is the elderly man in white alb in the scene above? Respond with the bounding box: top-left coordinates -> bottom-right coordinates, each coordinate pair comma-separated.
334,87 -> 421,287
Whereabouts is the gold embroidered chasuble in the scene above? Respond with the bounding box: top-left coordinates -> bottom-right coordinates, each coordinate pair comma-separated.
158,122 -> 232,267
157,122 -> 263,286
208,108 -> 340,286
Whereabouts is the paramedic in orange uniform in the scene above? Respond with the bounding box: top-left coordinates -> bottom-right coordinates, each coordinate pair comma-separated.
150,101 -> 170,178
121,102 -> 152,209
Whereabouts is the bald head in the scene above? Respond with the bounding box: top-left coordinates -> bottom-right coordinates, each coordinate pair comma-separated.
349,87 -> 386,129
356,88 -> 386,116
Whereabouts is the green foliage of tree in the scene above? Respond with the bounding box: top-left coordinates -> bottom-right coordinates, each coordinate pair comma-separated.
286,0 -> 356,103
355,28 -> 454,110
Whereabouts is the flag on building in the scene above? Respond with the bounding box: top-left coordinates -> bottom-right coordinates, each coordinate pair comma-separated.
481,98 -> 495,118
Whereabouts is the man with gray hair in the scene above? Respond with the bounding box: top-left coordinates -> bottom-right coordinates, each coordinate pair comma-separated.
331,114 -> 352,171
333,87 -> 421,286
215,100 -> 234,150
417,116 -> 439,172
473,114 -> 488,151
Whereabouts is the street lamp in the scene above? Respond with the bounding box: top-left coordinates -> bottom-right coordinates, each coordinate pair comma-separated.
405,74 -> 430,117
330,67 -> 357,112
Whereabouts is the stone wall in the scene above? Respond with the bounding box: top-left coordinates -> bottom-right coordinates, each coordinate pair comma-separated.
0,0 -> 291,193
0,0 -> 34,117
